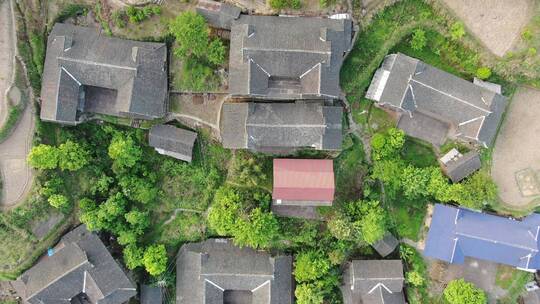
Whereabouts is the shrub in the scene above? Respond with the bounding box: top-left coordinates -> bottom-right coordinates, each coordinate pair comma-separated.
444,279 -> 487,304
179,57 -> 219,91
126,5 -> 161,23
169,12 -> 209,59
406,271 -> 425,287
27,144 -> 59,169
294,250 -> 331,282
410,29 -> 427,51
48,194 -> 69,209
476,67 -> 492,80
112,10 -> 127,28
143,244 -> 168,276
450,22 -> 465,40
522,28 -> 533,41
295,283 -> 324,304
233,208 -> 280,249
207,39 -> 226,66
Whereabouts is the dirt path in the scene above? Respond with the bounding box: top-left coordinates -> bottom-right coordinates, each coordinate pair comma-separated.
0,0 -> 16,128
0,99 -> 35,208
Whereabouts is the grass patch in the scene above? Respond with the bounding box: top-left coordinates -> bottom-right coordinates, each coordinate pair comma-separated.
400,137 -> 438,168
496,265 -> 533,303
390,198 -> 427,241
334,135 -> 367,203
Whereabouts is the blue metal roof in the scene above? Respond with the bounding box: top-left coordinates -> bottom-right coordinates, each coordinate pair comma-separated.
424,204 -> 540,271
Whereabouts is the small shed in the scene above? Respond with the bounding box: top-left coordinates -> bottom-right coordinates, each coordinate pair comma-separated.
141,285 -> 162,304
439,149 -> 481,183
196,0 -> 241,30
149,125 -> 197,162
372,232 -> 399,257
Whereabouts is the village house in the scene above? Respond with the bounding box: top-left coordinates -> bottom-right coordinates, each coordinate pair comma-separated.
11,225 -> 136,304
366,53 -> 507,148
176,238 -> 293,304
220,102 -> 342,152
272,158 -> 335,219
425,204 -> 540,272
40,23 -> 168,125
341,260 -> 406,304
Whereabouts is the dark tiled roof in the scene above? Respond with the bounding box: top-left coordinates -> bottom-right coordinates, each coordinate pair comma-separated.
41,23 -> 168,124
196,0 -> 241,30
149,124 -> 197,162
342,260 -> 405,304
141,285 -> 162,304
220,102 -> 342,151
367,53 -> 507,147
229,16 -> 352,99
372,233 -> 399,257
440,150 -> 482,183
14,225 -> 136,304
175,239 -> 293,304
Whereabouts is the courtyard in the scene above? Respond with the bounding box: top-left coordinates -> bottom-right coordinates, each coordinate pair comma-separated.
492,87 -> 540,209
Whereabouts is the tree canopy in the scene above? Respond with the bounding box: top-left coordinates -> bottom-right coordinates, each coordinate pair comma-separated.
169,12 -> 210,59
444,279 -> 487,304
27,144 -> 59,169
143,244 -> 168,276
294,250 -> 331,282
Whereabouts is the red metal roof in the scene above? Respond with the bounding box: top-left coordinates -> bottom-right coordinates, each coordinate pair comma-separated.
272,159 -> 335,202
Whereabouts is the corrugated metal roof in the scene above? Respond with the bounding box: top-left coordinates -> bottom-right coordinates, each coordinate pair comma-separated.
425,204 -> 540,271
272,159 -> 334,201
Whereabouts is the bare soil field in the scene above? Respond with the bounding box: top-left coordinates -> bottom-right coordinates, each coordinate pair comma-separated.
492,87 -> 540,208
440,0 -> 534,57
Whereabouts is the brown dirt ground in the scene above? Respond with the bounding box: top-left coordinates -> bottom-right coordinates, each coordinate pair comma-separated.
440,0 -> 534,57
492,87 -> 540,208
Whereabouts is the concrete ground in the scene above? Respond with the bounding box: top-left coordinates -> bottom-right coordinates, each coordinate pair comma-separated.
440,0 -> 534,57
0,100 -> 35,208
492,87 -> 540,208
0,0 -> 16,128
427,257 -> 507,303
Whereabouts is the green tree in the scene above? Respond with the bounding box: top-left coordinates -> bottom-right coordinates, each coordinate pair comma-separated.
450,22 -> 466,40
207,186 -> 242,235
328,214 -> 353,240
410,29 -> 427,51
371,159 -> 405,192
179,57 -> 219,91
123,244 -> 144,269
48,194 -> 69,209
169,12 -> 209,59
143,244 -> 168,276
234,208 -> 279,249
119,175 -> 158,204
294,250 -> 331,282
58,140 -> 90,171
401,165 -> 431,199
80,210 -> 102,231
125,209 -> 150,234
406,271 -> 425,287
476,67 -> 492,80
108,135 -> 142,169
207,39 -> 226,65
444,279 -> 487,304
79,198 -> 97,212
371,128 -> 405,161
357,200 -> 388,245
117,230 -> 138,245
27,144 -> 59,169
454,172 -> 497,209
295,283 -> 324,304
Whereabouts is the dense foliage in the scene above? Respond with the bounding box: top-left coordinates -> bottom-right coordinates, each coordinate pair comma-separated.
371,128 -> 497,210
444,279 -> 487,304
168,12 -> 226,91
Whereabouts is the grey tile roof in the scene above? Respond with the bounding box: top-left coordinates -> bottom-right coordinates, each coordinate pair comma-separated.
41,23 -> 168,125
366,53 -> 508,148
372,233 -> 399,257
175,239 -> 293,304
229,16 -> 352,99
343,260 -> 405,304
440,150 -> 482,183
141,285 -> 162,304
14,225 -> 136,304
196,0 -> 241,30
149,124 -> 197,162
220,102 -> 342,151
